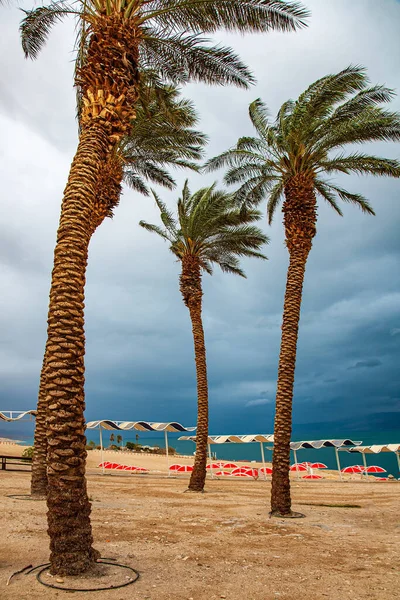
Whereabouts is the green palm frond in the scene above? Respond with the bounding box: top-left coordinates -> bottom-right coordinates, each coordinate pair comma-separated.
21,0 -> 309,90
207,65 -> 400,223
20,3 -> 79,59
139,0 -> 310,33
249,98 -> 271,137
319,154 -> 400,177
319,181 -> 375,214
139,220 -> 173,242
140,31 -> 255,88
140,181 -> 268,276
266,181 -> 284,224
150,189 -> 178,235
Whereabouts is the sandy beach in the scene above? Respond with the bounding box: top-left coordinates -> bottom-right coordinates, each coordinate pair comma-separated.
0,443 -> 399,599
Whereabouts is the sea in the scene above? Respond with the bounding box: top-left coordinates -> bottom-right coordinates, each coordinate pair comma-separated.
17,426 -> 400,477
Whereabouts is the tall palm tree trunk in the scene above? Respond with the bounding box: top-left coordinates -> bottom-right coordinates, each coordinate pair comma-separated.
31,351 -> 49,497
45,123 -> 110,575
30,155 -> 123,500
180,256 -> 209,492
271,174 -> 316,516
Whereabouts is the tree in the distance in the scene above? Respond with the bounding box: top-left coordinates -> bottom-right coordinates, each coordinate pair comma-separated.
205,65 -> 400,517
140,182 -> 268,492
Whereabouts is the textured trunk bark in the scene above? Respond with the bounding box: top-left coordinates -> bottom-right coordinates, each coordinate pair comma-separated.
30,154 -> 123,500
31,351 -> 49,497
45,123 -> 109,575
180,256 -> 209,493
270,173 -> 316,517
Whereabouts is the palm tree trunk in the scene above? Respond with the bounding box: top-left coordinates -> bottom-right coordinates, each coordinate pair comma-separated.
31,351 -> 49,497
270,174 -> 316,517
45,123 -> 110,575
30,154 -> 123,500
180,256 -> 209,492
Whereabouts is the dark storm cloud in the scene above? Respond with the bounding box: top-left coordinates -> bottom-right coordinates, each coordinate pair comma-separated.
347,359 -> 383,370
0,0 -> 400,435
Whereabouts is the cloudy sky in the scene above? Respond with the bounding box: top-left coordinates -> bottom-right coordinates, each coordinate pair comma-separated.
0,0 -> 399,438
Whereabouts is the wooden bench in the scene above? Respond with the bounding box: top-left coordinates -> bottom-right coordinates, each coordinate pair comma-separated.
0,455 -> 32,471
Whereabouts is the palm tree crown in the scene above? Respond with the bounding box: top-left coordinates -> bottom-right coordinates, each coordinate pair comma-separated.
206,65 -> 400,221
21,0 -> 309,89
121,82 -> 207,198
140,181 -> 268,278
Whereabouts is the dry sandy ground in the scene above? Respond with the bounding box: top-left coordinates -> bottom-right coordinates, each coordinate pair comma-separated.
0,445 -> 399,600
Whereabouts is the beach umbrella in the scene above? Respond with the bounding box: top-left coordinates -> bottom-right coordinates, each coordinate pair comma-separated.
232,472 -> 253,478
169,464 -> 182,471
290,464 -> 307,472
206,463 -> 222,470
223,463 -> 238,469
364,465 -> 386,474
311,463 -> 327,469
105,462 -> 121,469
124,465 -> 138,471
98,462 -> 111,468
132,467 -> 149,473
115,464 -> 126,470
231,467 -> 252,475
215,471 -> 231,476
302,474 -> 323,480
259,467 -> 273,475
244,468 -> 259,478
341,465 -> 364,474
374,477 -> 388,481
176,465 -> 193,472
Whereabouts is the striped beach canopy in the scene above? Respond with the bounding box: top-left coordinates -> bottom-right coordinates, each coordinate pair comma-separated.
178,434 -> 274,444
86,420 -> 196,432
344,444 -> 400,454
290,439 -> 362,450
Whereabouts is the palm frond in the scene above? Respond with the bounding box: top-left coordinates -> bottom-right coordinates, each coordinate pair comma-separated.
140,0 -> 310,34
266,181 -> 284,224
313,179 -> 343,216
140,31 -> 255,88
139,220 -> 172,242
150,189 -> 178,235
20,3 -> 78,59
319,154 -> 400,177
249,98 -> 271,137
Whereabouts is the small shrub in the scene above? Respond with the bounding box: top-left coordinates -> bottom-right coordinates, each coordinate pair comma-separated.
125,442 -> 142,451
22,447 -> 34,459
108,444 -> 120,451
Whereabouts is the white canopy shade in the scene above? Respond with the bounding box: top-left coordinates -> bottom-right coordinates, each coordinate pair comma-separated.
87,420 -> 196,432
290,439 -> 362,450
342,444 -> 400,454
179,434 -> 274,444
0,410 -> 36,422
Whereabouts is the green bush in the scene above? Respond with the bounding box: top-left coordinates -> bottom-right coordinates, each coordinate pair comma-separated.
22,446 -> 34,459
108,444 -> 120,451
125,441 -> 141,451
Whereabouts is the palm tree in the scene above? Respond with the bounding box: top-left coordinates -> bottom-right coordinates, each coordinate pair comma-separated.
205,65 -> 400,517
20,0 -> 308,574
116,434 -> 123,446
30,81 -> 207,499
140,182 -> 268,491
